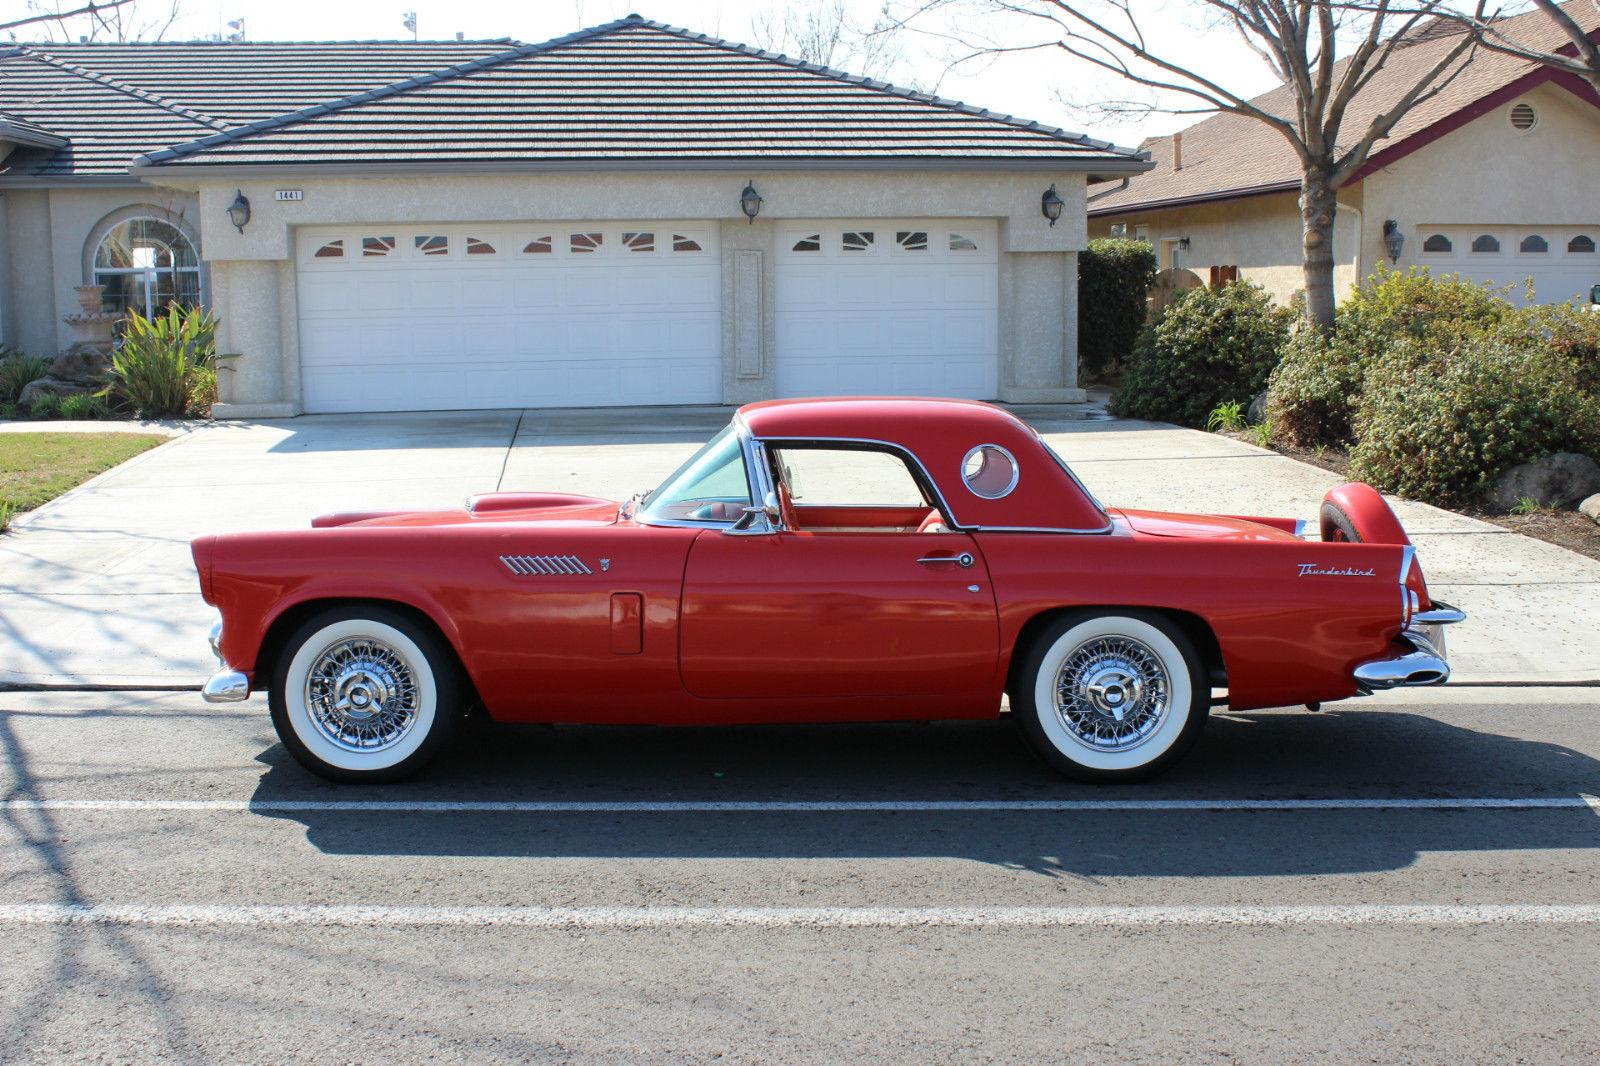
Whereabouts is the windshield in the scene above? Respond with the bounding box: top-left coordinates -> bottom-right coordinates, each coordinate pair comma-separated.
639,424 -> 752,524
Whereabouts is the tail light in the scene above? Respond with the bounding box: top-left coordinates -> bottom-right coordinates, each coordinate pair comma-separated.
190,535 -> 216,604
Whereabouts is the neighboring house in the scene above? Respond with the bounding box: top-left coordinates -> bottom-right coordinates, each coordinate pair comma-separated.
1089,4 -> 1600,308
0,15 -> 1151,416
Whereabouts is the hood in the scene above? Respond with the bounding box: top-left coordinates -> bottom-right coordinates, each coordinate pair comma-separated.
1113,508 -> 1301,541
311,492 -> 621,529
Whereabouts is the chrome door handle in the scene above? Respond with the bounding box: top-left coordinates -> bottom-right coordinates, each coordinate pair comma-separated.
917,552 -> 974,568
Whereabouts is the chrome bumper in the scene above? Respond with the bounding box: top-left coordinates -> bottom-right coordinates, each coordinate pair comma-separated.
203,670 -> 250,703
202,619 -> 251,703
1353,601 -> 1466,692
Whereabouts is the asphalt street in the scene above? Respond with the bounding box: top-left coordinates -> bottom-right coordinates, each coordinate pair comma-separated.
2,686 -> 1599,1062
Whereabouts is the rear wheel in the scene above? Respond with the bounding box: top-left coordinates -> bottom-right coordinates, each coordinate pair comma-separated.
1012,611 -> 1208,782
268,606 -> 461,783
1320,500 -> 1363,542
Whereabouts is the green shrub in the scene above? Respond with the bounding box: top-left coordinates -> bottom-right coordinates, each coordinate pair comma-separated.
0,350 -> 50,405
28,393 -> 60,420
0,401 -> 15,420
1079,238 -> 1157,381
1349,337 -> 1600,507
58,392 -> 109,420
105,305 -> 217,418
0,500 -> 14,534
1267,266 -> 1527,448
1110,281 -> 1294,427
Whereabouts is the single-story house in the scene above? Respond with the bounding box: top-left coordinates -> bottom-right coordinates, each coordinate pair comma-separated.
1089,3 -> 1600,308
0,15 -> 1152,416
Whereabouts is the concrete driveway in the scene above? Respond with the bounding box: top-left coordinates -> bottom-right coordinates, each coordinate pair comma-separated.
2,406 -> 1596,687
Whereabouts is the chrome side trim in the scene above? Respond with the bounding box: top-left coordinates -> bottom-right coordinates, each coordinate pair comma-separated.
202,670 -> 250,704
208,620 -> 224,665
1413,601 -> 1467,626
1397,545 -> 1417,625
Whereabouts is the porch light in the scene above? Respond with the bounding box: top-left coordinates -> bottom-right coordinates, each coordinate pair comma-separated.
740,181 -> 763,223
1041,184 -> 1064,227
226,189 -> 251,233
1383,219 -> 1404,263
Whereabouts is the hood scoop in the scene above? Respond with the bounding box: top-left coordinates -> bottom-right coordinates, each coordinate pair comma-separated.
467,492 -> 614,514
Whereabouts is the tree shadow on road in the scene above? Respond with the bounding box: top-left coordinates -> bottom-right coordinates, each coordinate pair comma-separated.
249,705 -> 1600,876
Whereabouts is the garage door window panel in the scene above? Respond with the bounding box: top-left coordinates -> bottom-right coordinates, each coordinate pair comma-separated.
1569,235 -> 1596,254
570,232 -> 604,254
895,231 -> 929,252
1519,235 -> 1549,255
466,238 -> 496,256
623,232 -> 655,253
1421,234 -> 1452,254
414,235 -> 449,257
842,231 -> 876,253
522,236 -> 553,255
1471,234 -> 1501,254
672,234 -> 704,252
949,233 -> 979,253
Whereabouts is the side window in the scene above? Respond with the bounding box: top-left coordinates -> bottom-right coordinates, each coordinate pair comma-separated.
774,447 -> 929,509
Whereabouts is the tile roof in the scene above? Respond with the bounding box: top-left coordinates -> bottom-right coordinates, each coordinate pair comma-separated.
1089,1 -> 1600,214
0,40 -> 517,178
134,17 -> 1150,172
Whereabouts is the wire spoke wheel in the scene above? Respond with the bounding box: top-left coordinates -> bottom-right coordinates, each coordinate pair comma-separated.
303,637 -> 420,753
1052,634 -> 1172,753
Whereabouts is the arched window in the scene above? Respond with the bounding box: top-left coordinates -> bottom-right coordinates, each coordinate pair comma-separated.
1422,233 -> 1452,254
1569,235 -> 1596,254
1519,235 -> 1549,254
1470,234 -> 1501,254
93,217 -> 200,317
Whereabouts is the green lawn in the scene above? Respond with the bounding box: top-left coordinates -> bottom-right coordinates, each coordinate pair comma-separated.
0,432 -> 167,530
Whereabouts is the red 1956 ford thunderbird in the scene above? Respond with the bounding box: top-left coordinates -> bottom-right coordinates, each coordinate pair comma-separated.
192,397 -> 1463,783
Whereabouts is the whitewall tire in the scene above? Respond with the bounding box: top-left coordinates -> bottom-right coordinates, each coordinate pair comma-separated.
269,606 -> 461,783
1013,611 -> 1208,782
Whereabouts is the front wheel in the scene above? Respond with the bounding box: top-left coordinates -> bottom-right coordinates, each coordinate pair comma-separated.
269,606 -> 461,783
1012,611 -> 1208,782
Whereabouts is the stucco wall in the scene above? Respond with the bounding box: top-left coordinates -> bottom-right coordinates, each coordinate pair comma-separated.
1089,189 -> 1364,306
1363,83 -> 1600,270
141,168 -> 1097,413
0,186 -> 201,356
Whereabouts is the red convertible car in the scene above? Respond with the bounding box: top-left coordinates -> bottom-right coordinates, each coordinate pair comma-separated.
193,397 -> 1463,783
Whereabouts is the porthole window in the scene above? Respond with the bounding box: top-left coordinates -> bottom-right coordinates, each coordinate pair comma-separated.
1422,233 -> 1452,254
1509,102 -> 1538,132
1519,234 -> 1549,254
1569,235 -> 1596,254
961,444 -> 1018,500
1470,234 -> 1500,254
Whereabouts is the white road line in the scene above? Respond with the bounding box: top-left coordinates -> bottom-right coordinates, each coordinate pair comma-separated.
3,797 -> 1598,813
2,904 -> 1599,928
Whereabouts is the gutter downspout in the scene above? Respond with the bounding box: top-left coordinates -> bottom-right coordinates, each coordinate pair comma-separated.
1087,177 -> 1131,204
1336,198 -> 1362,298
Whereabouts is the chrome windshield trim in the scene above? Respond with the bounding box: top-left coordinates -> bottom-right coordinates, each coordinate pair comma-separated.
634,417 -> 755,531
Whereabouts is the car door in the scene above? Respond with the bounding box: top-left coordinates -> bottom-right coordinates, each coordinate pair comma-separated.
678,443 -> 1000,700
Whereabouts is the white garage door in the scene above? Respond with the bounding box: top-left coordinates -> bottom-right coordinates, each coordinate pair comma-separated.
1415,225 -> 1600,306
296,223 -> 721,412
775,220 -> 999,398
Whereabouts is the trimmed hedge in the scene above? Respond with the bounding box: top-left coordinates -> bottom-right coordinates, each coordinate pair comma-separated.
1110,280 -> 1294,428
1079,238 -> 1156,381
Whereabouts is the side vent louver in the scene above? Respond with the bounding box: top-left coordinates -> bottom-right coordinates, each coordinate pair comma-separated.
500,554 -> 593,576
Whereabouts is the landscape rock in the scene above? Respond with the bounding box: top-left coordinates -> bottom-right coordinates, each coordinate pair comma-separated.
46,348 -> 113,384
1486,452 -> 1600,513
17,377 -> 102,409
1581,493 -> 1600,526
1246,390 -> 1269,425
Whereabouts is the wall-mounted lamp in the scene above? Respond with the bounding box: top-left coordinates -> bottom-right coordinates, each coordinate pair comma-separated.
1040,184 -> 1064,227
1177,237 -> 1191,252
739,181 -> 763,223
226,189 -> 251,233
1383,219 -> 1404,263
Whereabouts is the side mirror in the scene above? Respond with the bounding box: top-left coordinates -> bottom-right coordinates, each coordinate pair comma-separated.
726,490 -> 781,535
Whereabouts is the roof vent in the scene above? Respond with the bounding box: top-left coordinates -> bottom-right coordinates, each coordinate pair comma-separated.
1509,102 -> 1538,132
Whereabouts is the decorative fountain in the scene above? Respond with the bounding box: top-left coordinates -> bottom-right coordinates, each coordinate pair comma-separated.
17,284 -> 122,409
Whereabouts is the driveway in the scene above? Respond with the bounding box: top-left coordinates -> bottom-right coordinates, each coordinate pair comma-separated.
2,406 -> 1596,687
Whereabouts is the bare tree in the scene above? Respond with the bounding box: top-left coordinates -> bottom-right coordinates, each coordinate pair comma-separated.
751,0 -> 910,82
913,0 -> 1484,329
7,0 -> 180,41
1427,0 -> 1599,92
